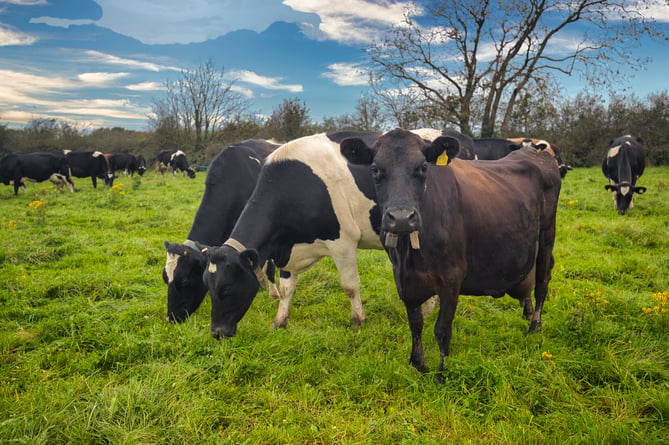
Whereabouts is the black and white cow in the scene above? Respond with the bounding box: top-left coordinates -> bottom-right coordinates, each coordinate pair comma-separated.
108,153 -> 147,178
507,138 -> 571,178
202,131 -> 387,339
64,150 -> 113,188
340,128 -> 561,379
163,139 -> 279,323
155,150 -> 196,178
602,135 -> 646,215
0,152 -> 75,195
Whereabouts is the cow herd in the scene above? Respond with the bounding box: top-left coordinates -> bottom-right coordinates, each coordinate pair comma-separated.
1,129 -> 648,379
0,149 -> 200,195
160,129 -> 647,379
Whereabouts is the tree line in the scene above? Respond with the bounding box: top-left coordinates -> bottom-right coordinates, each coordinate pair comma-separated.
1,90 -> 669,168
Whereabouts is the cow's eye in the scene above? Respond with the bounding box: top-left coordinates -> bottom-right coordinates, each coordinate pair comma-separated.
416,162 -> 428,177
370,164 -> 383,180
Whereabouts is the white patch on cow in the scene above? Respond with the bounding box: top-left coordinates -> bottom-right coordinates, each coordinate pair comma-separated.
208,262 -> 217,274
92,151 -> 103,157
248,155 -> 261,165
63,149 -> 72,155
164,252 -> 179,283
620,185 -> 631,196
409,128 -> 444,142
607,145 -> 621,158
171,150 -> 185,161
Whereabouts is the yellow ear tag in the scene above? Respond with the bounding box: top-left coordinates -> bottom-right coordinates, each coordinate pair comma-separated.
436,151 -> 449,166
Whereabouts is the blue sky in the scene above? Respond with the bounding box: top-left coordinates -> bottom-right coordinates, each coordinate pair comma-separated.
1,0 -> 668,132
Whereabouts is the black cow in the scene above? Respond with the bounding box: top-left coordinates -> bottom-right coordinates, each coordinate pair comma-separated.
155,150 -> 196,178
472,138 -> 522,160
202,131 -> 387,339
602,135 -> 646,215
64,150 -> 113,188
0,152 -> 75,195
163,139 -> 279,323
340,128 -> 561,379
108,153 -> 147,178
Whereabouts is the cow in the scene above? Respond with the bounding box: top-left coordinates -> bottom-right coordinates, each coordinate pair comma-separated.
602,135 -> 646,215
507,137 -> 571,178
155,150 -> 196,178
0,152 -> 75,195
108,153 -> 147,178
64,150 -> 113,188
412,128 -> 476,160
163,139 -> 280,323
202,130 -> 389,339
471,138 -> 522,160
340,128 -> 561,380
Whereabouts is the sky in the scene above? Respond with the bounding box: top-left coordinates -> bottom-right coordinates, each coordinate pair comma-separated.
1,0 -> 668,132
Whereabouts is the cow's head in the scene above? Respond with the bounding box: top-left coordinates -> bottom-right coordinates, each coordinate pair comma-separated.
203,241 -> 262,339
186,166 -> 196,179
163,240 -> 208,323
341,128 -> 460,248
604,182 -> 647,215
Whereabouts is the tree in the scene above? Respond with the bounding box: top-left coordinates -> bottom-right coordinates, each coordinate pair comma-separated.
150,59 -> 250,157
263,98 -> 311,141
369,0 -> 666,137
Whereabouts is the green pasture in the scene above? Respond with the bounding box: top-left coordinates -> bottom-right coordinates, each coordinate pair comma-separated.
0,167 -> 667,444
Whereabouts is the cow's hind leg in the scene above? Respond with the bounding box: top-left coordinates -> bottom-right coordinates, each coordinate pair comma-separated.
331,250 -> 367,327
528,253 -> 555,334
271,272 -> 298,329
509,266 -> 536,321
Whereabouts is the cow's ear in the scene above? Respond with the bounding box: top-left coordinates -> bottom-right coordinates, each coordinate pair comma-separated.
424,136 -> 460,165
164,240 -> 170,250
341,138 -> 375,165
635,186 -> 647,194
239,249 -> 259,272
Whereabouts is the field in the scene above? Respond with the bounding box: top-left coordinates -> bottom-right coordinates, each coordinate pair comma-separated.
1,166 -> 668,444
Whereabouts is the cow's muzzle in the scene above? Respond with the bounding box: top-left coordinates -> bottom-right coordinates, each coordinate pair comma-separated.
382,208 -> 421,249
211,324 -> 237,340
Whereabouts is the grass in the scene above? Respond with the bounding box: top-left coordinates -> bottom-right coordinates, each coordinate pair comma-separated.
1,167 -> 668,444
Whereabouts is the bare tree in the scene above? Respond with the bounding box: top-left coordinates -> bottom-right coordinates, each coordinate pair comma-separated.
369,0 -> 666,137
150,59 -> 250,154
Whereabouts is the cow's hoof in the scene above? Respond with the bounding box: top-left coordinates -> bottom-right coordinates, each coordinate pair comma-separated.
527,320 -> 542,334
270,320 -> 288,330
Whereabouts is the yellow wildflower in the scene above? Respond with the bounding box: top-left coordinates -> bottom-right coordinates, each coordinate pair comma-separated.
542,351 -> 554,360
8,220 -> 17,231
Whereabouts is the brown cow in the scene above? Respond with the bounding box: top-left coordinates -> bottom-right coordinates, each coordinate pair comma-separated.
341,128 -> 562,380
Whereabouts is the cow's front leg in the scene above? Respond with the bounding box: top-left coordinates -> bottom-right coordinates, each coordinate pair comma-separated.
406,305 -> 427,373
271,273 -> 298,329
434,293 -> 458,383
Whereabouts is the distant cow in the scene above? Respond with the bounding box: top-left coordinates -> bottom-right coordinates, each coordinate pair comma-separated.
341,128 -> 561,379
64,150 -> 113,188
472,138 -> 522,160
109,153 -> 147,178
0,152 -> 75,195
202,131 -> 386,339
602,135 -> 646,215
155,150 -> 196,178
163,139 -> 279,323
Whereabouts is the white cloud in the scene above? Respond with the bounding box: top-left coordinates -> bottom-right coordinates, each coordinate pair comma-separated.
125,81 -> 164,91
0,69 -> 150,124
2,0 -> 46,5
230,69 -> 303,93
284,0 -> 421,44
82,50 -> 180,72
0,23 -> 38,46
322,62 -> 368,86
77,72 -> 130,86
633,0 -> 669,21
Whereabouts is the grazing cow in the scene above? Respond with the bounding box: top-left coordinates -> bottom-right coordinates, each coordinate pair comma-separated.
163,139 -> 279,323
602,135 -> 646,215
155,150 -> 196,178
507,137 -> 571,178
64,150 -> 113,188
108,153 -> 146,178
340,128 -> 561,379
202,131 -> 386,339
0,152 -> 75,195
